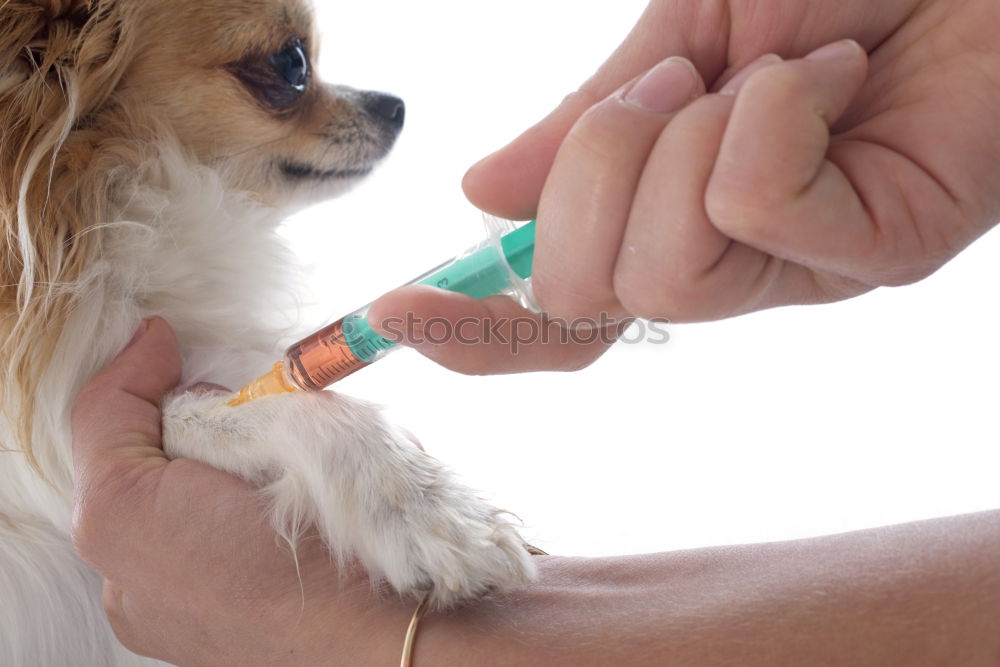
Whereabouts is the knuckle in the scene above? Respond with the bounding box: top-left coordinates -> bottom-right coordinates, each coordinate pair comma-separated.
542,300 -> 612,328
613,264 -> 672,321
614,260 -> 717,323
71,489 -> 102,561
869,224 -> 957,288
450,359 -> 501,378
563,110 -> 625,164
867,258 -> 937,288
70,527 -> 94,566
559,349 -> 606,374
101,583 -> 124,621
533,271 -> 611,325
561,82 -> 660,164
846,219 -> 953,288
705,172 -> 786,242
745,63 -> 812,103
71,500 -> 106,567
613,248 -> 677,320
102,585 -> 144,654
71,460 -> 148,567
616,286 -> 673,323
563,85 -> 605,114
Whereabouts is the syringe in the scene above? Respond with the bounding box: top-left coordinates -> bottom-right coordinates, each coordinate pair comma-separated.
228,218 -> 536,407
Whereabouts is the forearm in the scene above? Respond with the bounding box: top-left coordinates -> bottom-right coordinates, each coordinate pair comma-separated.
386,511 -> 1000,665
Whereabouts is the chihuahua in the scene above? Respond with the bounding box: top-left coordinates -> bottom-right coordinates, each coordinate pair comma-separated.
0,1 -> 535,665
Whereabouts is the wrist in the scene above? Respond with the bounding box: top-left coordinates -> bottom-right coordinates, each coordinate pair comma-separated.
411,555 -> 629,666
273,576 -> 413,667
279,556 -> 597,667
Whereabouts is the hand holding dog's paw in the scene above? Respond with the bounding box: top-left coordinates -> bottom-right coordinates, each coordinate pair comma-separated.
73,318 -> 537,666
163,366 -> 536,608
72,318 -> 382,663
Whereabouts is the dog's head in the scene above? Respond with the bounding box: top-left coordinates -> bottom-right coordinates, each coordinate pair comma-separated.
0,0 -> 403,473
121,0 -> 405,204
2,0 -> 403,206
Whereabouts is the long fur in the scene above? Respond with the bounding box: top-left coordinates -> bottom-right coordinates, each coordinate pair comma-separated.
0,2 -> 535,665
0,0 -> 137,477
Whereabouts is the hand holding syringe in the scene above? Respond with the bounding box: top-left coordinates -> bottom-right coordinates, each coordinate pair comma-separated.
229,219 -> 536,406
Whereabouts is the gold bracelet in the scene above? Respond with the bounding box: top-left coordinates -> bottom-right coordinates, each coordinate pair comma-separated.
399,593 -> 431,667
399,544 -> 548,665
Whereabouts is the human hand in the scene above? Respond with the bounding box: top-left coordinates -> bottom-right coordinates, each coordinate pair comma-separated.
71,318 -> 406,667
370,0 -> 1000,374
66,328 -> 1000,666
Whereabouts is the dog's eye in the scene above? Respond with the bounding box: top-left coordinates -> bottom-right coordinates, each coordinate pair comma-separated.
270,39 -> 309,92
226,39 -> 310,111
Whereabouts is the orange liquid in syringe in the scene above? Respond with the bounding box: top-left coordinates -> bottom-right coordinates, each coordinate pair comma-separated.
228,317 -> 383,406
285,318 -> 368,390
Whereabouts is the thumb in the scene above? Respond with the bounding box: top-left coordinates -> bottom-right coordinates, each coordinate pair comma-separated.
368,285 -> 620,375
72,317 -> 182,491
462,1 -> 728,220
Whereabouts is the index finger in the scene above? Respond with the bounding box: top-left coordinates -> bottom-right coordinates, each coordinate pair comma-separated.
462,1 -> 729,220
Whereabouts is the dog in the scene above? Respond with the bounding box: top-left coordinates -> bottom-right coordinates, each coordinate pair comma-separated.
0,1 -> 536,664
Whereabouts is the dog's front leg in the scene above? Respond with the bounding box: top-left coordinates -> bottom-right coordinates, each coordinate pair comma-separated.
161,389 -> 536,608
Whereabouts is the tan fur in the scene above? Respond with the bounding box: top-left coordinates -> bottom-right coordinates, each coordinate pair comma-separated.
0,0 -> 135,475
0,0 -> 394,477
0,4 -> 539,633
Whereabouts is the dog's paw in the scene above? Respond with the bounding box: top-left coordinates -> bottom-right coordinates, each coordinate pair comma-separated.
342,440 -> 538,608
161,388 -> 536,608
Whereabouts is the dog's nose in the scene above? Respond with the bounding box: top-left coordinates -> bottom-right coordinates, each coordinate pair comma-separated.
364,92 -> 405,129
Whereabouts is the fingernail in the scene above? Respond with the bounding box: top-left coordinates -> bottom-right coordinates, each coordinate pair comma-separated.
124,318 -> 150,351
719,53 -> 782,96
805,39 -> 863,62
623,57 -> 699,113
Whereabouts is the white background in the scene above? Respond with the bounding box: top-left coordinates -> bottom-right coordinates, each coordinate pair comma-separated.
283,1 -> 1000,556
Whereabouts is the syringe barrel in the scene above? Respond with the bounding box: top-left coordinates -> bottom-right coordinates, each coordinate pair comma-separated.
283,315 -> 377,390
283,219 -> 536,391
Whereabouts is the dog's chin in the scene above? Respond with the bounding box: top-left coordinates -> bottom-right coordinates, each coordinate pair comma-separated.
268,159 -> 381,211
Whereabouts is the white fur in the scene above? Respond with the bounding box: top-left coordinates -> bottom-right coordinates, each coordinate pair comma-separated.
0,147 -> 535,666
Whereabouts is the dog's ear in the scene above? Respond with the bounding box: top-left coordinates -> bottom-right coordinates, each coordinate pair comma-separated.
0,1 -> 123,91
0,0 -> 133,478
0,0 -> 130,213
